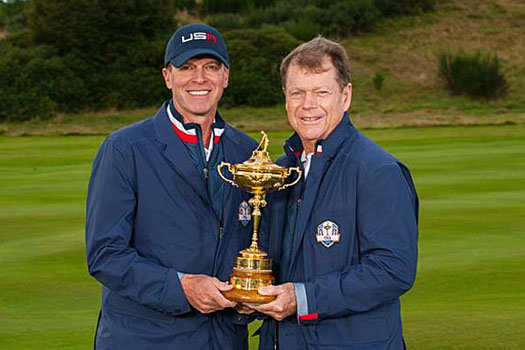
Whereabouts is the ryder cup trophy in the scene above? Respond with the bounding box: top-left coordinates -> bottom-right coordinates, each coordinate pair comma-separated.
217,131 -> 301,303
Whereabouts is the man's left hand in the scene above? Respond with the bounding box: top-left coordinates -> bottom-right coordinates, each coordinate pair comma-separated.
250,283 -> 297,321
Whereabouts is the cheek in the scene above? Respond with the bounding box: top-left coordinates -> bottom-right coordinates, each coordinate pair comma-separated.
285,104 -> 297,126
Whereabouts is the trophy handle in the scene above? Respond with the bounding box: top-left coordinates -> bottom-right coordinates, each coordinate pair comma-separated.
217,162 -> 239,188
278,167 -> 302,190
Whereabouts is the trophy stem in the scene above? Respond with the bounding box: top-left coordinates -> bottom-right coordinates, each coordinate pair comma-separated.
247,193 -> 266,251
250,214 -> 261,250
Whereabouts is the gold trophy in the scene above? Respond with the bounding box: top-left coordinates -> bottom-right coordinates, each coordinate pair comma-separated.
217,131 -> 301,303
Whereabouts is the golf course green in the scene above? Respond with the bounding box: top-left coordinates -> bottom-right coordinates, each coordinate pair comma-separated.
0,124 -> 523,349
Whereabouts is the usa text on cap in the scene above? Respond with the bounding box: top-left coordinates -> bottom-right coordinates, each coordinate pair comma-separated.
164,23 -> 230,68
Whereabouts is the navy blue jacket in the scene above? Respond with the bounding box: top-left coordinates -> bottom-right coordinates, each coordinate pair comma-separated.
85,102 -> 257,350
259,115 -> 419,350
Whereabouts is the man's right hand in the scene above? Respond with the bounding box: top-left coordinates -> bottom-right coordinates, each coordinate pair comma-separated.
180,274 -> 237,314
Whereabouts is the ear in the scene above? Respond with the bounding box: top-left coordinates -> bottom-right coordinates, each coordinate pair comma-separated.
162,66 -> 172,89
342,83 -> 352,111
222,67 -> 230,89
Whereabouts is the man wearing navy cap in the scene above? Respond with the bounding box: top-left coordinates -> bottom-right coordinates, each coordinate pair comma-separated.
86,23 -> 257,349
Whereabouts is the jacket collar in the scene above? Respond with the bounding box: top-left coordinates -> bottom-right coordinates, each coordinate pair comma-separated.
152,100 -> 246,195
166,100 -> 225,144
152,102 -> 209,203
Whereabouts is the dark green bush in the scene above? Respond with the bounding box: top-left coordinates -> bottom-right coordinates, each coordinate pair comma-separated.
322,0 -> 380,36
29,0 -> 174,60
438,51 -> 508,100
173,0 -> 196,10
373,0 -> 435,16
373,72 -> 385,91
206,0 -> 435,39
0,0 -> 30,31
206,13 -> 247,32
222,27 -> 300,107
0,45 -> 85,121
245,2 -> 299,28
200,0 -> 277,15
101,38 -> 169,109
0,0 -> 174,121
284,18 -> 321,41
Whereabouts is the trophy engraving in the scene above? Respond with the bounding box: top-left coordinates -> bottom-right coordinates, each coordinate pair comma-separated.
218,131 -> 301,303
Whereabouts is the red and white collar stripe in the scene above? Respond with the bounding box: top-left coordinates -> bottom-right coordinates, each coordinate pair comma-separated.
167,105 -> 224,145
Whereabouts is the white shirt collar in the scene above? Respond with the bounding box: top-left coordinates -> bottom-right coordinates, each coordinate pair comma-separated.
300,151 -> 314,178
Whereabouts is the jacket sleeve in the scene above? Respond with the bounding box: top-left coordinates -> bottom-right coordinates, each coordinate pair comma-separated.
85,138 -> 191,315
302,164 -> 418,319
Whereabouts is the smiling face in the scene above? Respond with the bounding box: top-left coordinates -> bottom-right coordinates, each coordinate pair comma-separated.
162,57 -> 229,123
284,58 -> 352,153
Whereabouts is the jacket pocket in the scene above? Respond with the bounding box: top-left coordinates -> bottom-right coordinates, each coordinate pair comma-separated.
108,292 -> 176,324
316,315 -> 389,345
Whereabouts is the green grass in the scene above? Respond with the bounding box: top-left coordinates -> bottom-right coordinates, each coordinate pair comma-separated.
1,124 -> 524,349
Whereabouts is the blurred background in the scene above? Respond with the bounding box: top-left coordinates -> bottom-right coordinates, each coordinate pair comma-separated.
0,0 -> 523,349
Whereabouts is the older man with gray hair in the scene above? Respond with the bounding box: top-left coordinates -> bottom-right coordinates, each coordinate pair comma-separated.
252,36 -> 419,350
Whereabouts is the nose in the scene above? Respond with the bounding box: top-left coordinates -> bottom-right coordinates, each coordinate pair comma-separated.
192,67 -> 207,83
302,91 -> 318,109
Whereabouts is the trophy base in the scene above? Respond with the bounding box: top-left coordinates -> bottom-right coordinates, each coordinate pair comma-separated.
222,246 -> 276,304
222,288 -> 276,304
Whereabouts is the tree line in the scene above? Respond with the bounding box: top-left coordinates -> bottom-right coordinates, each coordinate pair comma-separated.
0,0 -> 435,121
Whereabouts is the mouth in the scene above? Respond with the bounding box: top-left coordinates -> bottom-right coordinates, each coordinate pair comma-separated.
300,116 -> 323,123
187,89 -> 211,96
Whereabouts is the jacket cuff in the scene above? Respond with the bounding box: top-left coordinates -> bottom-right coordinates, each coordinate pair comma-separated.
298,282 -> 319,325
294,283 -> 308,320
160,268 -> 191,315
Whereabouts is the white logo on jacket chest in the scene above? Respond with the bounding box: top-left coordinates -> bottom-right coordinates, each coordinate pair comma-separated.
316,221 -> 340,248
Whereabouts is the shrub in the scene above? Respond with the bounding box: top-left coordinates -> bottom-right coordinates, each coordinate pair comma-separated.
325,0 -> 380,37
28,0 -> 174,60
245,2 -> 299,28
173,0 -> 196,10
206,13 -> 247,32
222,27 -> 300,107
0,0 -> 174,121
0,45 -> 85,121
284,18 -> 321,41
200,0 -> 246,15
0,0 -> 30,31
438,51 -> 508,100
200,0 -> 277,15
373,72 -> 385,91
373,0 -> 435,16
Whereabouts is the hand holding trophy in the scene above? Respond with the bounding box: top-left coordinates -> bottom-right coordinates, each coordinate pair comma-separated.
217,131 -> 301,303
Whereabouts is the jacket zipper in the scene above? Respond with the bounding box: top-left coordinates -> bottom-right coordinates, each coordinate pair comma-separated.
196,126 -> 221,241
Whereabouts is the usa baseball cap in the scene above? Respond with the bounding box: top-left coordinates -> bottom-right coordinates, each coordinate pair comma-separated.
164,23 -> 230,68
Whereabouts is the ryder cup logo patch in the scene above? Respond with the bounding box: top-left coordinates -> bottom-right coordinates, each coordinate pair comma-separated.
238,201 -> 252,227
316,221 -> 340,248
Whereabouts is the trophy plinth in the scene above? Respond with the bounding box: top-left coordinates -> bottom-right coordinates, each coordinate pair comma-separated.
218,131 -> 301,304
222,246 -> 275,303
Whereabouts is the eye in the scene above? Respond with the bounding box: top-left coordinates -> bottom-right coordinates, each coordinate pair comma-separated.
316,90 -> 330,97
205,63 -> 221,71
178,64 -> 193,71
288,90 -> 305,99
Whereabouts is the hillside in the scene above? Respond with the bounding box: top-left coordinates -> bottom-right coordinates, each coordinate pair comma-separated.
1,0 -> 524,136
344,0 -> 525,128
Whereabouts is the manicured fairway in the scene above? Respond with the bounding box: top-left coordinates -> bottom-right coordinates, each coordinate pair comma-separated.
0,124 -> 523,349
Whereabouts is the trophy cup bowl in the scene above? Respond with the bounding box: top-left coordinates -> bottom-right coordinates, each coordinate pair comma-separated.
218,131 -> 301,304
